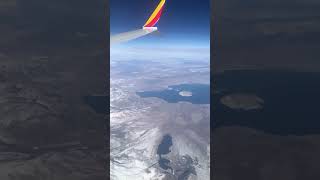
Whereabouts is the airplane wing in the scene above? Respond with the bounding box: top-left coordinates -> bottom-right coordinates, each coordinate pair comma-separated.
110,0 -> 166,45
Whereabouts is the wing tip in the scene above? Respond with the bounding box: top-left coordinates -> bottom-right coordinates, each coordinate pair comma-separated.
143,0 -> 166,28
142,27 -> 158,30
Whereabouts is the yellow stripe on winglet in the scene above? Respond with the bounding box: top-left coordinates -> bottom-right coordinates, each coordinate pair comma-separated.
144,0 -> 166,26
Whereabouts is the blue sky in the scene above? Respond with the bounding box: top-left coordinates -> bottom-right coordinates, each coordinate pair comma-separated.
110,0 -> 210,48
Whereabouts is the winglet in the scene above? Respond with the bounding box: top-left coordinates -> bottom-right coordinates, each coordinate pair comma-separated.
143,0 -> 166,29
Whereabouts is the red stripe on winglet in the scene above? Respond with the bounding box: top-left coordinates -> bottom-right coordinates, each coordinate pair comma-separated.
144,6 -> 163,27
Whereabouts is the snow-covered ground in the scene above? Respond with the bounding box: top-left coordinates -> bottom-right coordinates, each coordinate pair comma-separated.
110,48 -> 210,180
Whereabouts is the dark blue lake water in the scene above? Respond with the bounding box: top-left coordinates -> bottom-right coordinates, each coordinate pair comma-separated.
157,134 -> 172,155
157,134 -> 173,171
137,84 -> 210,104
214,70 -> 320,135
84,95 -> 108,114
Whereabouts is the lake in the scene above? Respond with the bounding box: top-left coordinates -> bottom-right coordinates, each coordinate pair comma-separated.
157,134 -> 173,171
213,70 -> 320,135
137,84 -> 210,104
